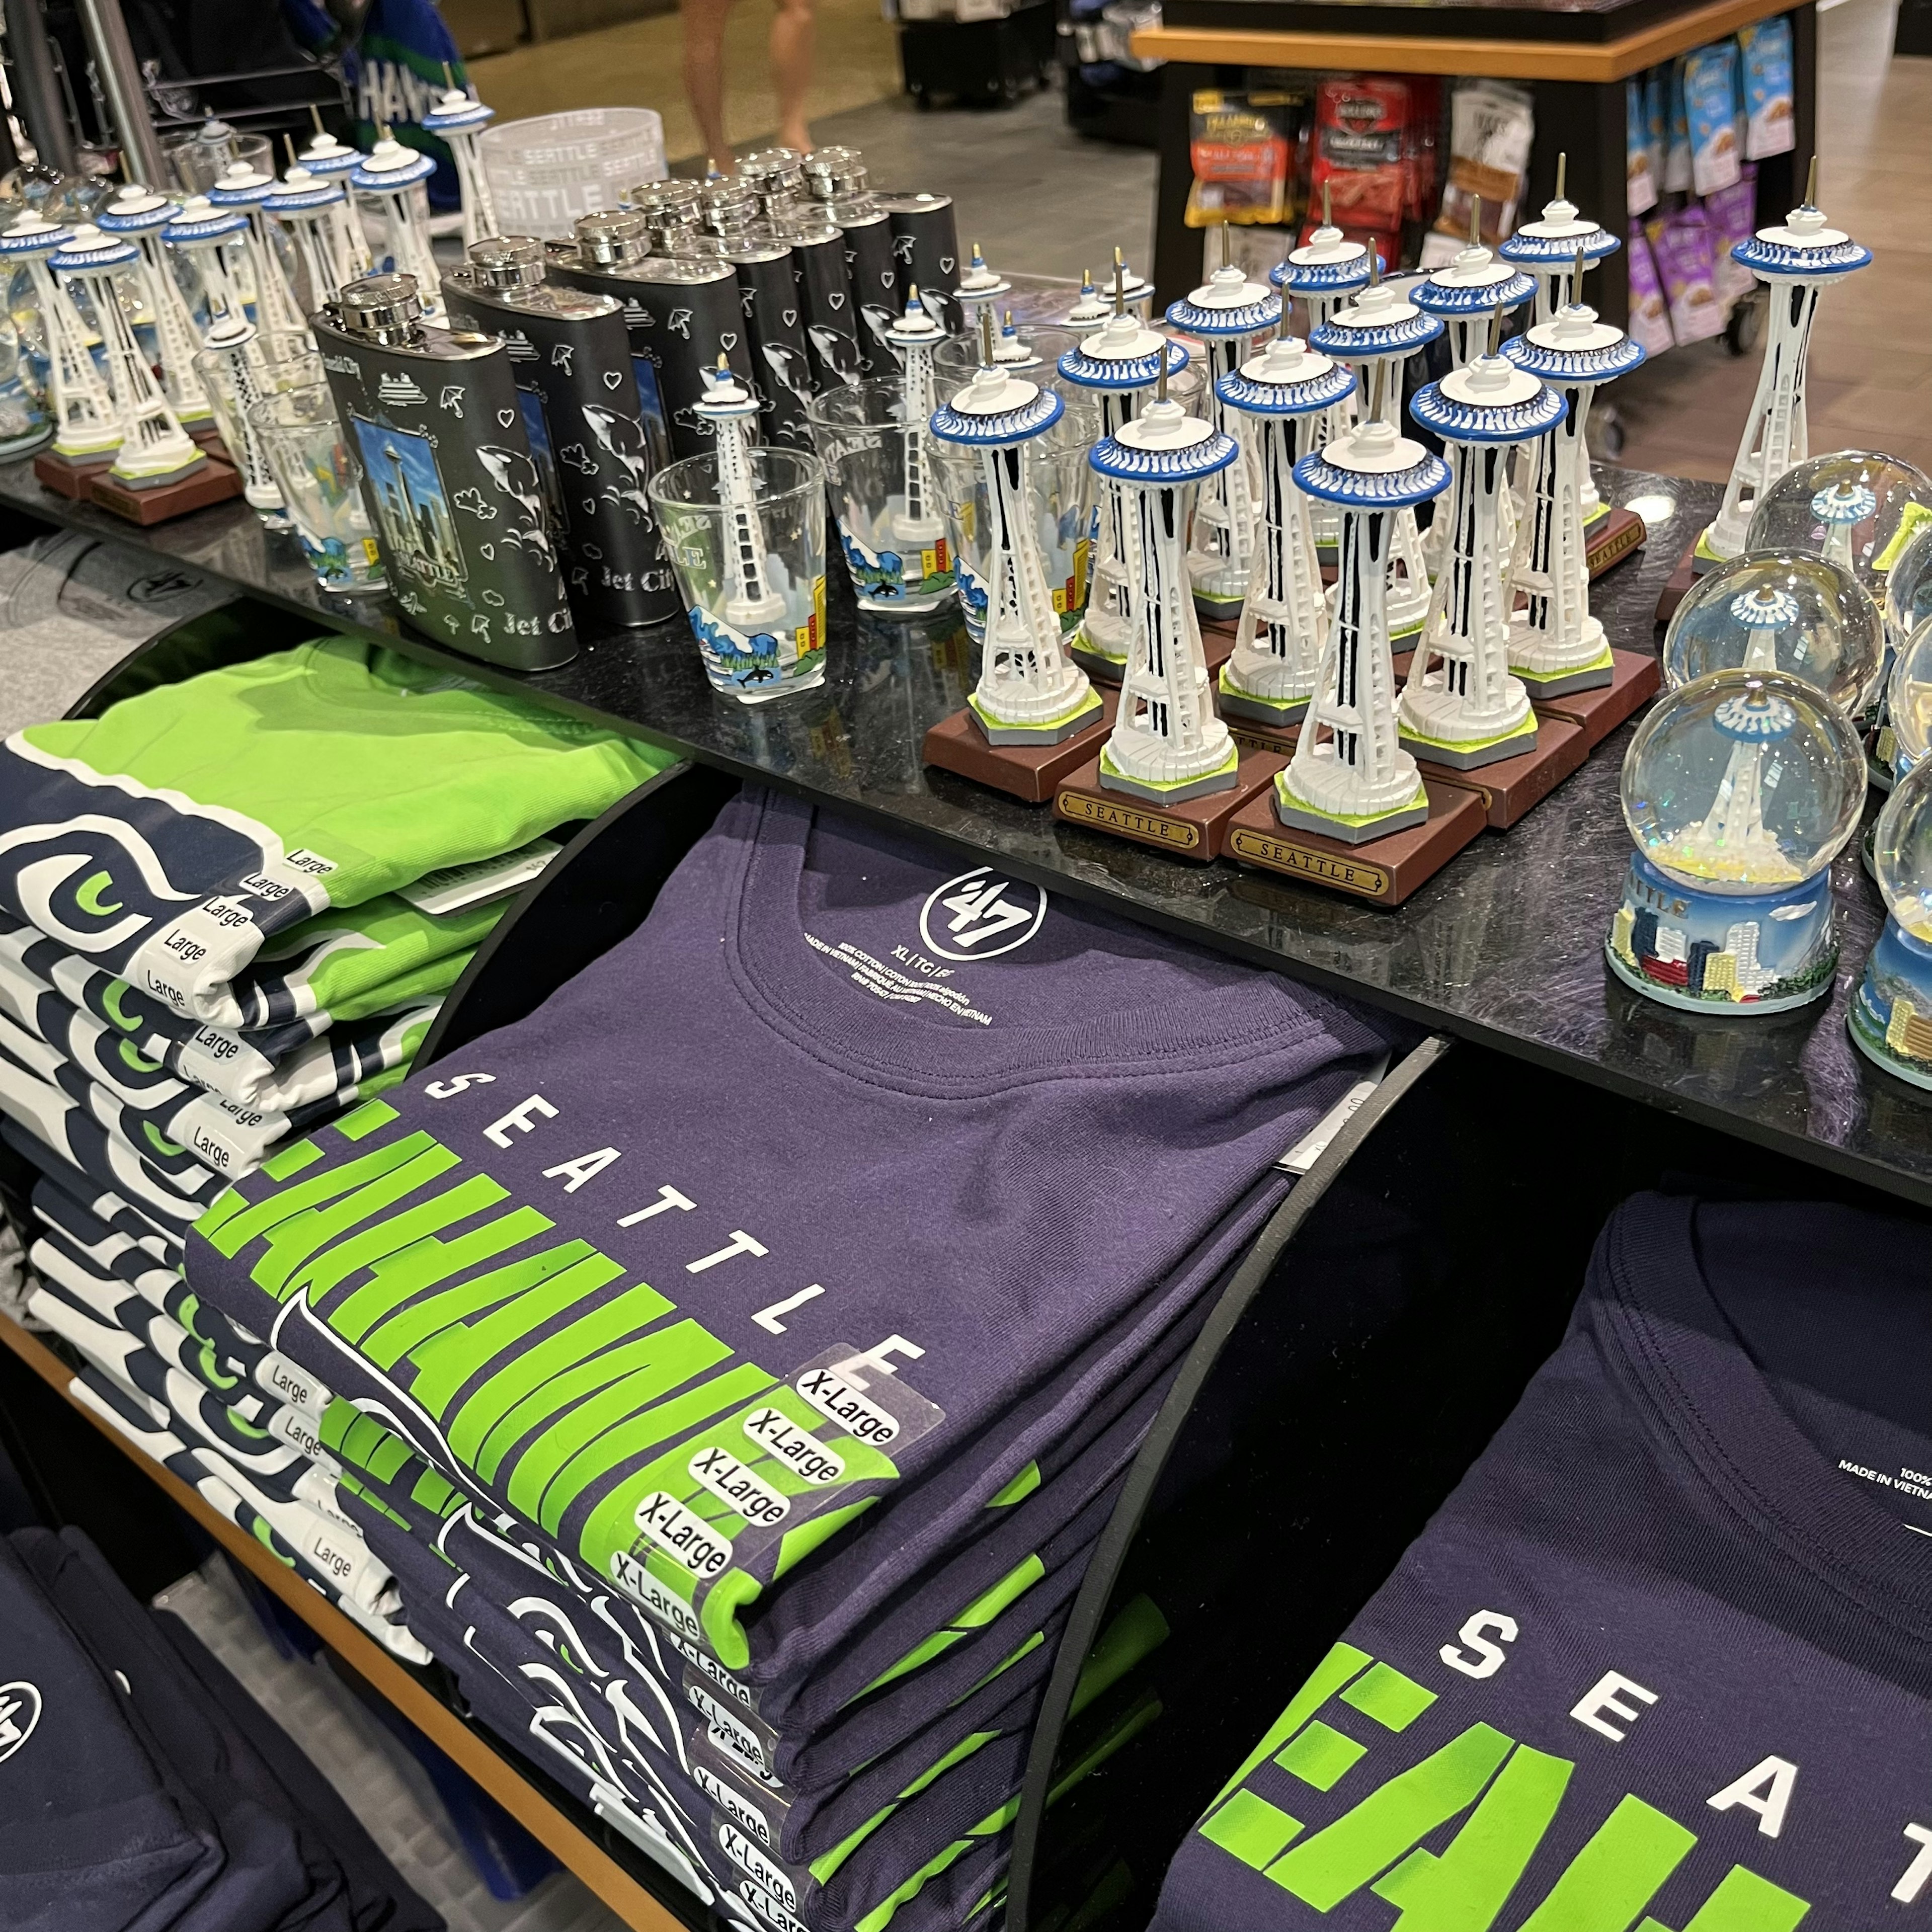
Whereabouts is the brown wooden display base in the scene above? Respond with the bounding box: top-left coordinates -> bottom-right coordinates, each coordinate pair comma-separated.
33,447 -> 112,500
1222,713 -> 1302,759
1224,780 -> 1487,906
923,690 -> 1119,804
87,456 -> 242,526
1412,715 -> 1587,831
1585,504 -> 1647,579
1530,649 -> 1659,750
1054,747 -> 1286,861
1655,536 -> 1700,624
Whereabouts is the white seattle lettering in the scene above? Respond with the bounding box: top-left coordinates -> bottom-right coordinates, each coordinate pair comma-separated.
833,1333 -> 925,1381
1569,1671 -> 1658,1742
1439,1610 -> 1518,1680
541,1147 -> 622,1192
687,1230 -> 769,1273
424,1071 -> 496,1099
1893,1823 -> 1932,1903
618,1184 -> 696,1226
484,1094 -> 556,1146
1707,1756 -> 1797,1838
753,1285 -> 825,1335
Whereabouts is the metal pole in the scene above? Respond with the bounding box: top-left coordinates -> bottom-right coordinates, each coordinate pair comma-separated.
73,0 -> 165,184
2,0 -> 76,173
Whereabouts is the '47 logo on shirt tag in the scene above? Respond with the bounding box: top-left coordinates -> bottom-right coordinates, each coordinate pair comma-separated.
919,866 -> 1047,961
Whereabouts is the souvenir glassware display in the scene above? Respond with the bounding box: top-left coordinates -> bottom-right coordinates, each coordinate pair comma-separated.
1703,166 -> 1872,565
1165,253 -> 1280,621
934,319 -> 1078,384
1607,669 -> 1864,1013
1309,257 -> 1444,641
1091,369 -> 1241,802
808,379 -> 957,613
0,300 -> 51,458
159,197 -> 253,340
1402,326 -> 1564,767
930,319 -> 1101,746
50,225 -> 205,489
1887,615 -> 1932,782
1852,757 -> 1932,1085
351,137 -> 444,324
254,380 -> 386,593
650,362 -> 828,702
1275,384 -> 1450,843
1742,449 -> 1932,608
266,160 -> 372,311
1503,258 -> 1646,696
420,85 -> 500,252
1214,334 -> 1353,731
1057,274 -> 1191,681
96,188 -> 210,431
207,163 -> 309,341
194,318 -> 287,523
0,214 -> 117,464
1662,550 -> 1882,714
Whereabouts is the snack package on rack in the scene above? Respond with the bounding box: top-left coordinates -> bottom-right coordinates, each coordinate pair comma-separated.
1185,90 -> 1294,227
1664,58 -> 1694,193
1626,221 -> 1675,356
1684,39 -> 1743,196
1306,75 -> 1413,248
1402,76 -> 1441,223
1421,78 -> 1532,268
1705,163 -> 1760,305
1644,69 -> 1667,186
1627,78 -> 1658,216
1649,203 -> 1725,344
1740,17 -> 1796,157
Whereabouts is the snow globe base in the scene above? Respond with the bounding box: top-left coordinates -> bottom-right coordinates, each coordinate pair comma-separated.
1606,851 -> 1836,1015
1849,918 -> 1932,1090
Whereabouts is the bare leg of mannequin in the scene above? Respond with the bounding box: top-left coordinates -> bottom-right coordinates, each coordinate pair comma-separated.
771,0 -> 815,155
681,0 -> 736,170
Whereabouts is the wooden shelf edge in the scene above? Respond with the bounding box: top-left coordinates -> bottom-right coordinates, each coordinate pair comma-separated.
0,1310 -> 692,1932
1132,0 -> 1799,82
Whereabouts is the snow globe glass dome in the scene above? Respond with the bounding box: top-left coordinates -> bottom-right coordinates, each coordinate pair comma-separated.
1742,449 -> 1932,608
1849,757 -> 1932,1086
1885,521 -> 1932,657
1661,550 -> 1881,715
1885,612 -> 1932,782
1607,669 -> 1864,1014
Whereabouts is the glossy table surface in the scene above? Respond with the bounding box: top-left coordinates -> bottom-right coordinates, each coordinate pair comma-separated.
4,455 -> 1926,1206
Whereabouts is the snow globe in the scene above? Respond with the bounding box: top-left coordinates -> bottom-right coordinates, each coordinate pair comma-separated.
1661,551 -> 1882,715
1742,450 -> 1932,609
1850,757 -> 1932,1087
1886,614 -> 1932,784
1607,669 -> 1864,1013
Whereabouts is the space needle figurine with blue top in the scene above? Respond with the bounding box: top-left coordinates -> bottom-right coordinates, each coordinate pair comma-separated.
98,188 -> 211,436
1165,237 -> 1280,624
421,77 -> 500,253
1214,332 -> 1354,742
1059,262 -> 1191,682
1311,245 -> 1443,645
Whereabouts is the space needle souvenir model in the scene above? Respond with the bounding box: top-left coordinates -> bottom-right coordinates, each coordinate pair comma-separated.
880,286 -> 950,599
1165,239 -> 1280,624
1502,251 -> 1655,738
160,196 -> 253,343
265,145 -> 372,311
1061,267 -> 1111,336
351,134 -> 445,325
6,215 -> 117,485
421,77 -> 500,253
96,189 -> 211,435
923,311 -> 1107,802
1213,331 -> 1354,745
1057,263 -> 1191,682
1609,669 -> 1863,1014
207,162 -> 309,343
1400,314 -> 1568,802
1310,246 -> 1443,643
1697,161 -> 1871,573
952,243 -> 1010,339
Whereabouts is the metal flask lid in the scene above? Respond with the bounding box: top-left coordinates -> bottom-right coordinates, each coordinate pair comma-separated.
338,272 -> 423,341
468,234 -> 546,289
576,209 -> 652,266
802,145 -> 866,197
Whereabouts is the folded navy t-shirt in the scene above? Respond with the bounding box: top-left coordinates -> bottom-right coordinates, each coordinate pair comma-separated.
1154,1189 -> 1932,1930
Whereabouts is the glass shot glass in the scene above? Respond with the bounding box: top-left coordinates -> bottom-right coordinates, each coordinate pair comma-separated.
252,382 -> 387,595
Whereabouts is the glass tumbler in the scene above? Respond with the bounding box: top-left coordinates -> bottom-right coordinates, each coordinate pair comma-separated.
649,447 -> 828,702
807,381 -> 956,615
253,382 -> 386,594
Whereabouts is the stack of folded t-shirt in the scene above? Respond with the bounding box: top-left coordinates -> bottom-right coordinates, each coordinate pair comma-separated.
0,635 -> 671,1648
184,787 -> 1402,1932
0,1521 -> 444,1932
1152,1188 -> 1932,1931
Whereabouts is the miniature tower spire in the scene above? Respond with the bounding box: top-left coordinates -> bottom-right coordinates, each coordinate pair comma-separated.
1810,474 -> 1875,577
932,318 -> 1102,745
2,215 -> 121,463
97,188 -> 212,430
266,155 -> 372,310
1658,682 -> 1804,883
951,242 -> 1010,338
422,77 -> 501,253
884,285 -> 945,550
159,197 -> 255,340
1215,332 -> 1356,731
351,135 -> 446,325
207,161 -> 310,342
693,354 -> 786,629
1497,153 -> 1620,325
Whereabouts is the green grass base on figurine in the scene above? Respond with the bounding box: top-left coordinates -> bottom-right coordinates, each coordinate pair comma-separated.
1069,632 -> 1130,683
1508,639 -> 1616,700
1097,738 -> 1242,804
1605,938 -> 1836,1016
1397,705 -> 1541,772
1530,649 -> 1660,751
1055,746 -> 1283,860
967,685 -> 1105,746
1223,780 -> 1485,906
1411,714 -> 1586,831
1271,770 -> 1431,846
1216,663 -> 1311,733
87,454 -> 242,526
923,688 -> 1119,804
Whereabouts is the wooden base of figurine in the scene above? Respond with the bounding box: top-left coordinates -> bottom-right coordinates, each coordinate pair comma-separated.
1531,649 -> 1659,751
1054,747 -> 1285,861
1412,715 -> 1586,830
923,690 -> 1119,804
33,448 -> 114,500
1655,528 -> 1731,622
1585,505 -> 1646,580
1222,713 -> 1302,760
87,457 -> 242,526
1224,780 -> 1486,906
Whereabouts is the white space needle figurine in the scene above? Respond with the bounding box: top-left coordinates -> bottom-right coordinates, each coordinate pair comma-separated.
1276,366 -> 1450,843
1092,355 -> 1242,802
1403,311 -> 1565,768
207,162 -> 309,341
51,226 -> 205,489
267,138 -> 372,310
1700,158 -> 1871,566
3,216 -> 119,464
421,73 -> 500,253
693,355 -> 786,632
1660,682 -> 1806,884
1165,236 -> 1280,621
884,287 -> 947,574
160,197 -> 253,340
1215,333 -> 1354,731
933,311 -> 1102,746
1310,244 -> 1444,643
951,243 -> 1010,340
1058,260 -> 1191,680
96,188 -> 211,434
1503,250 -> 1646,696
352,132 -> 445,325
